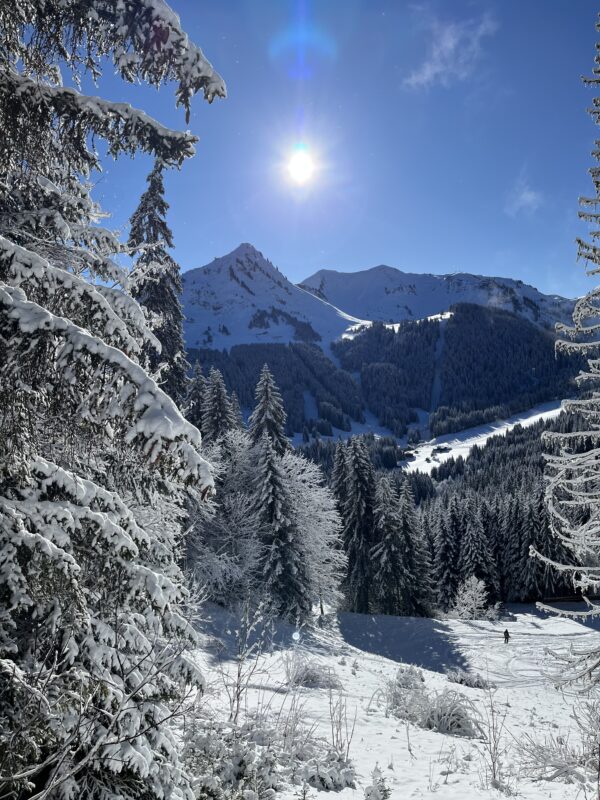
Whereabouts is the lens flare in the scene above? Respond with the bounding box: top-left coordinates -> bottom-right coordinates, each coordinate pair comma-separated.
287,145 -> 315,185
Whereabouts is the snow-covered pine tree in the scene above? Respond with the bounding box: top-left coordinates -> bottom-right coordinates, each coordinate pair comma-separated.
538,15 -> 600,636
252,433 -> 312,622
520,499 -> 546,601
370,476 -> 412,615
341,437 -> 376,613
331,438 -> 349,513
501,496 -> 523,601
248,363 -> 289,455
459,496 -> 498,600
0,4 -> 224,797
397,479 -> 433,616
485,495 -> 503,581
186,359 -> 207,430
531,488 -> 572,599
129,161 -> 190,404
201,366 -> 237,444
230,390 -> 245,430
432,499 -> 461,611
281,449 -> 346,614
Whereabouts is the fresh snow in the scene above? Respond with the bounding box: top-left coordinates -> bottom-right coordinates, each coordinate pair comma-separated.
401,400 -> 564,474
197,604 -> 598,799
301,264 -> 573,330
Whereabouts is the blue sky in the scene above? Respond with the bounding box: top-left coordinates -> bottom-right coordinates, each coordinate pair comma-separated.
94,1 -> 596,298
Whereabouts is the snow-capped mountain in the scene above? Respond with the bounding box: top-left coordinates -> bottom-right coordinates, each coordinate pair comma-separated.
300,265 -> 573,329
182,244 -> 366,352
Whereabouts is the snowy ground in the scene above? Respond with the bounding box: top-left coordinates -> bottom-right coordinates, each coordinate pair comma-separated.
400,400 -> 563,474
195,604 -> 600,799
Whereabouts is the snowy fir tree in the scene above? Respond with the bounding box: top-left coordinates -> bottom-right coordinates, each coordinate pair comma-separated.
432,496 -> 462,610
538,15 -> 600,638
341,437 -> 376,613
458,496 -> 498,600
331,439 -> 350,514
201,367 -> 237,444
530,489 -> 572,599
129,161 -> 190,405
502,496 -> 527,601
185,359 -> 207,431
0,3 -> 224,797
370,476 -> 413,615
251,433 -> 312,623
396,480 -> 433,616
249,363 -> 290,455
230,390 -> 245,430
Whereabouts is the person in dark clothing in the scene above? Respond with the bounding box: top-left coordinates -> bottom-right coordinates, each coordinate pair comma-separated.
503,629 -> 510,644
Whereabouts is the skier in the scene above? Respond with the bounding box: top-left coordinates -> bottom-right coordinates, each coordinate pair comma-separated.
503,629 -> 510,644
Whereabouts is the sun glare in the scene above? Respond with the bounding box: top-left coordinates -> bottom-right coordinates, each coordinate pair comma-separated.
287,146 -> 315,185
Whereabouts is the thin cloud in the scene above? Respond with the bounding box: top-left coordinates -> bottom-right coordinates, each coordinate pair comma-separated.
505,172 -> 543,217
405,12 -> 498,89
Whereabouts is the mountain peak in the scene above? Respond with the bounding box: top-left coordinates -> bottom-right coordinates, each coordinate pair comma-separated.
228,242 -> 263,259
182,245 -> 364,353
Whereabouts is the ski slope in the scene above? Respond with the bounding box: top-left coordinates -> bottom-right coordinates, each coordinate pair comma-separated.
400,400 -> 563,474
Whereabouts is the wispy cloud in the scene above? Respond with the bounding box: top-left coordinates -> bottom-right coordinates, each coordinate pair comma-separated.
504,171 -> 543,217
404,12 -> 498,90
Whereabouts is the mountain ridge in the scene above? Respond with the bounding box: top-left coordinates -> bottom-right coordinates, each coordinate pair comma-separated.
300,264 -> 573,330
182,243 -> 573,355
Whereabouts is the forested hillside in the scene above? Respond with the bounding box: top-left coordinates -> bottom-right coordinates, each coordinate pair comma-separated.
194,303 -> 578,440
188,341 -> 364,435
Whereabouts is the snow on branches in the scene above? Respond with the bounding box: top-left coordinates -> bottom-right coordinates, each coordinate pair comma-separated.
0,283 -> 213,490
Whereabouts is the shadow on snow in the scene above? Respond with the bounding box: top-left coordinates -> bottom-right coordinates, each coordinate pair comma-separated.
337,612 -> 468,673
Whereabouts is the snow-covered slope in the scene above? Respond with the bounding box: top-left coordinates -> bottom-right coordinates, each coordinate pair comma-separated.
196,604 -> 599,799
182,244 -> 366,352
300,265 -> 573,328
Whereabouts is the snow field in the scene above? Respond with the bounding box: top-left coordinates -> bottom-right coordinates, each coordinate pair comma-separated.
195,607 -> 600,799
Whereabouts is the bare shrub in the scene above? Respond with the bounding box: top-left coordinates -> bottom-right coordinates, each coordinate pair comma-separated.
478,687 -> 512,793
372,667 -> 480,738
282,650 -> 341,690
421,689 -> 481,738
518,699 -> 600,788
183,685 -> 355,798
328,688 -> 357,762
446,668 -> 493,690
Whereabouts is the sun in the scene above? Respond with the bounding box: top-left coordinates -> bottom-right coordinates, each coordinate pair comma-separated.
287,145 -> 315,185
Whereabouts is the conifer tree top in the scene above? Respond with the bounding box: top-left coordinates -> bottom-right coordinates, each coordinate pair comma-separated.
249,363 -> 289,455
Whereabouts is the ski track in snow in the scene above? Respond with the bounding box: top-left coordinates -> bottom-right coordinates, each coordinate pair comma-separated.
197,606 -> 596,799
